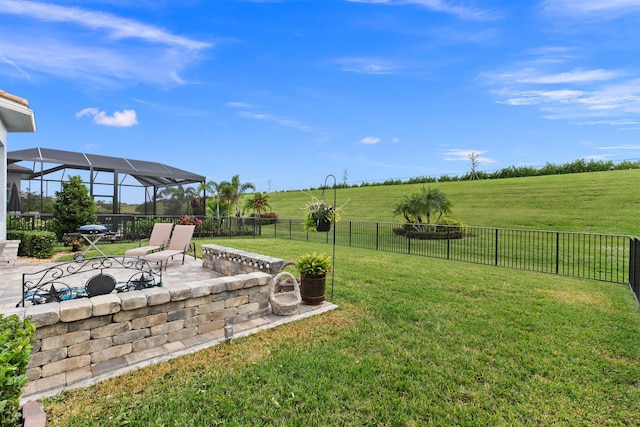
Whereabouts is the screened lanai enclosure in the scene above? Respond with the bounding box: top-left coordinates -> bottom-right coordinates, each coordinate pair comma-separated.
7,147 -> 206,215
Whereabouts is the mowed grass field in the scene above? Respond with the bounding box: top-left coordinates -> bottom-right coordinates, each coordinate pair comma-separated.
265,169 -> 640,236
45,239 -> 640,426
43,171 -> 640,425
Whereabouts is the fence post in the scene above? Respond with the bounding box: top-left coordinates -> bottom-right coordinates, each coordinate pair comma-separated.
495,228 -> 499,266
629,238 -> 640,304
556,232 -> 560,275
376,223 -> 379,251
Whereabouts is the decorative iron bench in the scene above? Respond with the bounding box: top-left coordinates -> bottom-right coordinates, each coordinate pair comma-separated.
19,257 -> 163,306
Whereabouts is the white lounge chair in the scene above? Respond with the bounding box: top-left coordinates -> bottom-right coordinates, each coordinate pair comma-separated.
125,223 -> 174,257
144,224 -> 196,270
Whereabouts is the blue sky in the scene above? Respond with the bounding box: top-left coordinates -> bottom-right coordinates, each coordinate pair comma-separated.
2,0 -> 640,202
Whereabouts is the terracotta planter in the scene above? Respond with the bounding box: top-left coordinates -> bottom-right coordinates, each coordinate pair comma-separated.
300,272 -> 326,305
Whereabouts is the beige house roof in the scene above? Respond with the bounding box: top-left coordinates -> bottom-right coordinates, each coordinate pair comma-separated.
0,90 -> 29,107
0,89 -> 36,132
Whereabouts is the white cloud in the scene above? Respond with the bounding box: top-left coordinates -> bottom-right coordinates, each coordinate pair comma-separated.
576,119 -> 640,126
76,108 -> 138,127
76,108 -> 100,119
335,57 -> 395,75
483,48 -> 640,125
498,89 -> 587,106
0,0 -> 211,87
360,136 -> 381,144
0,0 -> 209,50
231,104 -> 317,134
238,111 -> 314,132
346,0 -> 501,21
543,0 -> 640,15
442,149 -> 495,164
598,144 -> 640,150
227,101 -> 253,109
390,137 -> 400,143
484,68 -> 619,86
495,81 -> 640,121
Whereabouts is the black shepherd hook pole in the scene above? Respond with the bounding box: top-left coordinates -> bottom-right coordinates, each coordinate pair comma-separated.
323,174 -> 337,301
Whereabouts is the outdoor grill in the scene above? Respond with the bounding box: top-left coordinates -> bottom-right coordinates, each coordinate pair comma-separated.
78,224 -> 109,234
67,224 -> 117,261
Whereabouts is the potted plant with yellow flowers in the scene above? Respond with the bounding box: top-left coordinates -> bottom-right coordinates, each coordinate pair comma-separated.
295,252 -> 332,305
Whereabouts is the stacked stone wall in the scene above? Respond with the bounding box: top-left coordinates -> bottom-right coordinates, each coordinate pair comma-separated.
17,271 -> 271,399
202,244 -> 285,276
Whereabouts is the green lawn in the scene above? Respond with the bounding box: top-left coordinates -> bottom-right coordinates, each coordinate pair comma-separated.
266,170 -> 640,236
44,238 -> 640,426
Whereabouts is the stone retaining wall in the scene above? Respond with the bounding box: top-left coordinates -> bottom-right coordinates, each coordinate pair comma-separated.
17,271 -> 272,399
202,244 -> 285,276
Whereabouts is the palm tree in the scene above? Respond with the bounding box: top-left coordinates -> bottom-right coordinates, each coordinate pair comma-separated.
157,186 -> 184,215
219,175 -> 255,215
393,195 -> 422,224
393,187 -> 452,231
420,187 -> 453,229
243,192 -> 271,217
157,185 -> 198,215
185,186 -> 198,214
197,180 -> 221,216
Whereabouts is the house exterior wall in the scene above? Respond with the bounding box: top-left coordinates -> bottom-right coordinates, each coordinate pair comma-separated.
1,120 -> 7,240
0,90 -> 36,239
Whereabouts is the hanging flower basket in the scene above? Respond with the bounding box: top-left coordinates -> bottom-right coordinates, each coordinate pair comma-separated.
302,194 -> 347,232
316,218 -> 331,232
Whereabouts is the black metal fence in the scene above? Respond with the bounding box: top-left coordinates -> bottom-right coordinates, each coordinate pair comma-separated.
268,219 -> 632,282
8,213 -> 640,304
264,218 -> 639,305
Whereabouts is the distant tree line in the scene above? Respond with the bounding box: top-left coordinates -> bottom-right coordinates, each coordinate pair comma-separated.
298,158 -> 640,191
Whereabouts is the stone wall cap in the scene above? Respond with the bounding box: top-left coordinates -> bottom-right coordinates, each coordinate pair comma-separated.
141,287 -> 171,306
59,298 -> 92,322
24,304 -> 59,327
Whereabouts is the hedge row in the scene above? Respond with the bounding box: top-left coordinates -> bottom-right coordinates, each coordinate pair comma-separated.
0,314 -> 34,427
7,230 -> 56,259
299,158 -> 640,190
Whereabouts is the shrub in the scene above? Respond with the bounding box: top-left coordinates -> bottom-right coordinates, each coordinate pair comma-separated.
50,175 -> 97,240
62,235 -> 85,252
393,223 -> 466,240
437,217 -> 469,236
199,217 -> 220,237
6,231 -> 56,258
247,212 -> 278,225
0,314 -> 34,427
